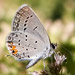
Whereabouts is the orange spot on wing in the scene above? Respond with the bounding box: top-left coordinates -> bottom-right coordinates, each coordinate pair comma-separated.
12,49 -> 18,54
9,43 -> 18,55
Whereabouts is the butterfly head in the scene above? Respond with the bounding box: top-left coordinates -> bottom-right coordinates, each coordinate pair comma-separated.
51,43 -> 57,50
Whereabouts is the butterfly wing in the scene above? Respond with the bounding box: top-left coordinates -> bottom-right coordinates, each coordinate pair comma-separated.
12,4 -> 50,52
6,31 -> 47,60
6,4 -> 53,69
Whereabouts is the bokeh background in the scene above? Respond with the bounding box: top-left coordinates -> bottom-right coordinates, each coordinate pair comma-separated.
0,0 -> 75,75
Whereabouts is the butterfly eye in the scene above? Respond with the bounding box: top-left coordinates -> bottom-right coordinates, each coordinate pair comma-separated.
51,43 -> 55,49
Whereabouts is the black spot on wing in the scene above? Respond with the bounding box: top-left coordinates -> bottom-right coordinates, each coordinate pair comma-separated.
28,55 -> 30,58
25,35 -> 27,37
12,50 -> 15,53
25,20 -> 28,23
33,26 -> 37,30
18,43 -> 20,45
24,24 -> 26,26
23,52 -> 25,56
34,48 -> 36,49
25,39 -> 27,41
30,15 -> 33,17
19,57 -> 21,59
24,16 -> 30,27
27,16 -> 29,19
18,40 -> 20,42
26,49 -> 28,51
23,15 -> 33,28
15,34 -> 18,37
24,28 -> 27,31
35,41 -> 37,43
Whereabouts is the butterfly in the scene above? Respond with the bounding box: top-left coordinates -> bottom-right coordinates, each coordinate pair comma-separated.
6,4 -> 57,69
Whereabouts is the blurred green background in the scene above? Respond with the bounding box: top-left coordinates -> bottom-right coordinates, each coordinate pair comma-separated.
0,0 -> 75,75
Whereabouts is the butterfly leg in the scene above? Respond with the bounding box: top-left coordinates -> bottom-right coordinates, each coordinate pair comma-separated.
43,59 -> 46,70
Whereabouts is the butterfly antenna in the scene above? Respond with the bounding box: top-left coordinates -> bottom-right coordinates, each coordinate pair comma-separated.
59,44 -> 73,57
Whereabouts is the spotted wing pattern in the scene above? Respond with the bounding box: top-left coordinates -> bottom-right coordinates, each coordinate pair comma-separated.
12,4 -> 50,50
6,31 -> 48,60
6,4 -> 51,68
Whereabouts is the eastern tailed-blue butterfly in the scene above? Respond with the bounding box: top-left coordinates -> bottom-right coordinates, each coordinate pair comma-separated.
6,4 -> 57,69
